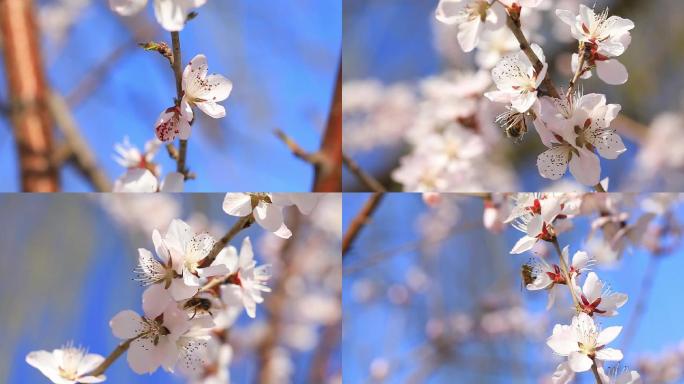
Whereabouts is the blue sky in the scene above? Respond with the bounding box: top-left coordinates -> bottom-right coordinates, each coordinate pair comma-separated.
342,193 -> 684,383
0,1 -> 341,192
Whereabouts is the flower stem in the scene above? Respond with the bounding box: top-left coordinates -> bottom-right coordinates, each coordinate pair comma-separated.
590,360 -> 604,384
567,43 -> 586,97
504,13 -> 561,99
198,214 -> 255,268
87,337 -> 136,377
170,31 -> 189,178
550,237 -> 580,310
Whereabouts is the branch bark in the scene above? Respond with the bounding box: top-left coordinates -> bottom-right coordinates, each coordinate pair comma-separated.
342,152 -> 386,192
312,59 -> 342,192
0,0 -> 60,191
170,31 -> 190,178
342,193 -> 384,257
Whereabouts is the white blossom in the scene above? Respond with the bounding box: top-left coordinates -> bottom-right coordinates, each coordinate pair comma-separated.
26,344 -> 105,384
108,0 -> 207,31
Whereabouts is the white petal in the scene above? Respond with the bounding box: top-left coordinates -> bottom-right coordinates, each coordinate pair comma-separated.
568,351 -> 593,372
457,19 -> 483,53
595,347 -> 624,362
109,0 -> 147,16
511,235 -> 537,254
239,237 -> 254,268
568,147 -> 600,186
195,101 -> 226,118
26,350 -> 59,377
597,326 -> 622,346
596,59 -> 628,85
582,272 -> 602,301
153,0 -> 188,31
546,324 -> 578,356
110,310 -> 144,339
588,129 -> 626,160
113,169 -> 158,193
254,201 -> 285,232
272,223 -> 293,239
169,278 -> 198,301
537,146 -> 570,181
222,193 -> 253,217
160,172 -> 185,192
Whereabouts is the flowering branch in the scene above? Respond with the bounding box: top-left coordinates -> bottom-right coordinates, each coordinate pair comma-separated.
169,31 -> 190,179
199,214 -> 255,268
342,192 -> 385,257
87,337 -> 136,377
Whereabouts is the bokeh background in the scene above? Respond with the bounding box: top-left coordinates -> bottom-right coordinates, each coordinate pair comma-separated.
343,193 -> 684,383
0,0 -> 341,191
0,193 -> 342,383
342,0 -> 684,191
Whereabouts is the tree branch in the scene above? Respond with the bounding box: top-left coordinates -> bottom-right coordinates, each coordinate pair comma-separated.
342,193 -> 385,257
170,31 -> 190,179
0,0 -> 60,191
47,92 -> 112,192
312,58 -> 342,192
342,152 -> 386,192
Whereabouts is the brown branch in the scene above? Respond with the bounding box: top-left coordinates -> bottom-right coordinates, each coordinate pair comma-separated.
567,43 -> 587,98
342,192 -> 385,257
170,31 -> 190,179
308,320 -> 341,382
274,129 -> 324,165
590,360 -> 604,384
0,0 -> 60,191
198,214 -> 254,269
87,337 -> 136,377
312,59 -> 342,192
47,92 -> 112,192
342,152 -> 386,192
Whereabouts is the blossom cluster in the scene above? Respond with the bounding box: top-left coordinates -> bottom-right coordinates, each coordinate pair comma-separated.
496,192 -> 677,383
25,193 -> 319,383
108,2 -> 233,192
434,0 -> 634,188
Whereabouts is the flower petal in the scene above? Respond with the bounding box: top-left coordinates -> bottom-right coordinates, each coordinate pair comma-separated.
110,310 -> 144,339
222,193 -> 253,217
596,59 -> 628,85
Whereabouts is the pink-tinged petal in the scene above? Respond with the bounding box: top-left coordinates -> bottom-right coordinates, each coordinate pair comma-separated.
142,284 -> 172,319
110,310 -> 144,339
160,172 -> 185,192
180,97 -> 194,122
595,347 -> 623,362
169,278 -> 198,301
511,91 -> 537,113
128,338 -> 159,374
569,147 -> 600,186
527,273 -> 552,290
599,292 -> 628,314
214,246 -> 239,273
590,129 -> 626,160
113,169 -> 158,192
457,18 -> 483,53
568,351 -> 593,372
222,193 -> 253,217
537,146 -> 570,181
546,324 -> 578,356
597,326 -> 622,346
578,5 -> 595,33
156,336 -> 180,372
578,93 -> 606,111
154,108 -> 181,143
163,304 -> 191,335
152,230 -> 167,263
607,16 -> 635,34
254,201 -> 285,232
78,375 -> 106,383
177,117 -> 192,140
289,194 -> 319,214
221,284 -> 244,309
484,90 -> 514,104
511,235 -> 537,254
195,101 -> 226,118
138,247 -> 162,279
242,289 -> 257,318
616,370 -> 641,384
546,286 -> 558,309
109,0 -> 147,16
596,59 -> 628,85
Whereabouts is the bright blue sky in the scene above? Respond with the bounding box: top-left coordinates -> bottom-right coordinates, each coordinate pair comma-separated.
0,194 -> 323,383
342,193 -> 684,383
342,0 -> 684,191
0,1 -> 341,192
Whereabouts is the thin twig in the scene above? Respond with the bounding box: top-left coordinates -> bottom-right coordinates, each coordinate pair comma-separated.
591,360 -> 604,384
274,129 -> 324,165
199,214 -> 254,269
342,152 -> 386,192
567,43 -> 587,97
87,337 -> 136,377
48,92 -> 112,192
342,193 -> 385,257
551,238 -> 580,310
